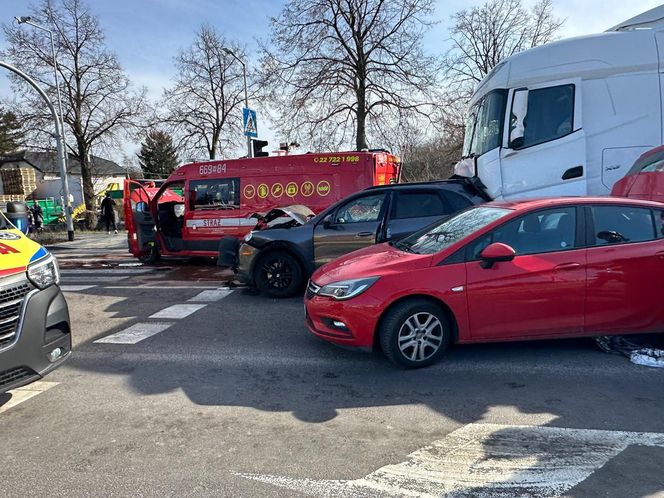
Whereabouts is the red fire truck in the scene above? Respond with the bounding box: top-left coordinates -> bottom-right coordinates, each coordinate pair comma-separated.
124,151 -> 400,262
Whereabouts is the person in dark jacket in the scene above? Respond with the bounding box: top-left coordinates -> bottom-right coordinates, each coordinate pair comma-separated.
100,192 -> 117,234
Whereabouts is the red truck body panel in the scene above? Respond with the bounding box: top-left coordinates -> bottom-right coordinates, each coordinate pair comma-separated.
124,152 -> 400,260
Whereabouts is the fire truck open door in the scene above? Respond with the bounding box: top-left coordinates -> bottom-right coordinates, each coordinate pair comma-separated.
123,180 -> 158,260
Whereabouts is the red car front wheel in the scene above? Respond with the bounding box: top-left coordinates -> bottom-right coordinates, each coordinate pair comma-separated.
379,299 -> 450,368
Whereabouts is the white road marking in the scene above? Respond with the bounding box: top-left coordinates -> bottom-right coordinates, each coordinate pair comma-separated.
105,285 -> 223,290
61,276 -> 128,282
0,381 -> 59,414
237,423 -> 664,497
60,268 -> 155,275
60,285 -> 95,292
94,322 -> 175,344
150,304 -> 207,319
188,289 -> 233,302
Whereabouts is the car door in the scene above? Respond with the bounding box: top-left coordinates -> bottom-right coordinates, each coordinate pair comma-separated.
500,82 -> 587,198
585,204 -> 664,335
123,180 -> 157,258
313,191 -> 388,267
385,189 -> 472,240
464,206 -> 587,340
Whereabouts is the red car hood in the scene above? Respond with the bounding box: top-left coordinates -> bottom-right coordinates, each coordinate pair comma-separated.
312,243 -> 433,285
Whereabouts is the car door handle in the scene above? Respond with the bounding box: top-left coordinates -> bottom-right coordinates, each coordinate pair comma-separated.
555,262 -> 581,270
657,251 -> 664,260
356,232 -> 374,237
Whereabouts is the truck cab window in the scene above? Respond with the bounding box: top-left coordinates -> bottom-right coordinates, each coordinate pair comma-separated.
463,89 -> 507,158
190,179 -> 240,210
513,84 -> 575,149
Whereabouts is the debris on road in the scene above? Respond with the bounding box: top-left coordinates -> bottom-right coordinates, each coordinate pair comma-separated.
595,336 -> 664,368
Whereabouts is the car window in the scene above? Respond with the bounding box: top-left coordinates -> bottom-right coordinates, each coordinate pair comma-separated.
657,209 -> 664,239
395,206 -> 511,255
512,84 -> 575,149
392,191 -> 447,219
190,178 -> 240,210
471,207 -> 577,257
334,193 -> 385,224
591,205 -> 656,245
444,191 -> 474,212
642,159 -> 664,173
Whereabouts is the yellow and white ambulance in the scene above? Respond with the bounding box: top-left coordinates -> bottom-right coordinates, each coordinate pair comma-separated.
0,211 -> 70,393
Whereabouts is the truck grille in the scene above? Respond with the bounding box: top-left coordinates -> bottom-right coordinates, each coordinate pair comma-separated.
306,280 -> 320,300
0,366 -> 38,391
0,281 -> 31,349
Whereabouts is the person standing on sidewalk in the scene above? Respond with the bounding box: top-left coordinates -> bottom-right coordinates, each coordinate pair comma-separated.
100,192 -> 118,234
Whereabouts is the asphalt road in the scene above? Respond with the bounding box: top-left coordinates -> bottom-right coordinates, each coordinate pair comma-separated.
1,234 -> 663,497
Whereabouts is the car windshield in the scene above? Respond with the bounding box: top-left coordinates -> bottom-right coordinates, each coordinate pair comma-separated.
462,89 -> 507,158
393,206 -> 512,255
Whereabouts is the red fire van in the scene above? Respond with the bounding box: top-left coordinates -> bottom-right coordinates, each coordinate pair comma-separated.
124,151 -> 400,262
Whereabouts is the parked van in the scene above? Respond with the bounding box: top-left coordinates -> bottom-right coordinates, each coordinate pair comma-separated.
454,6 -> 664,200
0,204 -> 70,393
124,151 -> 400,262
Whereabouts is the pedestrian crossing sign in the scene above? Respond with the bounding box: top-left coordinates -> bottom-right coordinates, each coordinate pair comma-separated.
243,108 -> 258,138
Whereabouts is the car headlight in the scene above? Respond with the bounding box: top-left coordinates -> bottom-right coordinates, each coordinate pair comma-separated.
244,231 -> 254,242
27,254 -> 60,289
318,277 -> 379,300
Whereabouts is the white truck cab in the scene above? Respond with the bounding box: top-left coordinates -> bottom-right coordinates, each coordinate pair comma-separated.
455,6 -> 664,200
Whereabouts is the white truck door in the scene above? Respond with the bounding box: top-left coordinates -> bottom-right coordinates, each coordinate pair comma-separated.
499,81 -> 586,199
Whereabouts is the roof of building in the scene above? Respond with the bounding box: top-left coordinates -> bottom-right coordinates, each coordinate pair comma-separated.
0,150 -> 127,176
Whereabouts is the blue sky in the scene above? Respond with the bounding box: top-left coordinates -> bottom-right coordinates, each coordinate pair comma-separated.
0,0 -> 662,160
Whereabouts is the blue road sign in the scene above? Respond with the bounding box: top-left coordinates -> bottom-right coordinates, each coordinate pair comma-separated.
243,108 -> 258,138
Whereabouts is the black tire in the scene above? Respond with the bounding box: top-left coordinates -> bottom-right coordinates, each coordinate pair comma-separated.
254,250 -> 304,298
379,299 -> 451,369
138,244 -> 160,264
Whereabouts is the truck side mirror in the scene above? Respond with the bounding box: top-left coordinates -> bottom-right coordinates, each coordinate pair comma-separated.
509,89 -> 529,149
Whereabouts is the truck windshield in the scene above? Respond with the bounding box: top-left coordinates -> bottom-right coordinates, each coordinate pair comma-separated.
462,89 -> 507,158
393,206 -> 511,255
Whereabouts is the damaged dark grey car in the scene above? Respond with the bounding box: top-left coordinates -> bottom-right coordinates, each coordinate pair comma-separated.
235,180 -> 488,298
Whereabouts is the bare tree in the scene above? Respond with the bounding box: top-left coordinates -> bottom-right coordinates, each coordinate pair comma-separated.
162,25 -> 246,161
2,0 -> 148,209
444,0 -> 564,99
262,0 -> 440,151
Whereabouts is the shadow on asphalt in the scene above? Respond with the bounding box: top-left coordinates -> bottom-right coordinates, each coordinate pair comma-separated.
70,287 -> 664,425
0,392 -> 11,408
64,284 -> 664,493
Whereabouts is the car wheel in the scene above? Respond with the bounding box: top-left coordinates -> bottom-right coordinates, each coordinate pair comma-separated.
254,250 -> 304,298
379,300 -> 450,368
138,244 -> 160,264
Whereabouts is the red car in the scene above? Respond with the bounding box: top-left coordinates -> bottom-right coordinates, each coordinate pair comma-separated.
612,145 -> 664,202
305,198 -> 664,368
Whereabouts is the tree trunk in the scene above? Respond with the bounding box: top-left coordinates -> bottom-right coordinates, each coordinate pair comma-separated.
78,142 -> 95,211
356,79 -> 368,151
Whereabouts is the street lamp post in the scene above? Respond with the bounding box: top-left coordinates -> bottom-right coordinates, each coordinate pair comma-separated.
15,16 -> 74,241
0,60 -> 74,241
223,48 -> 252,159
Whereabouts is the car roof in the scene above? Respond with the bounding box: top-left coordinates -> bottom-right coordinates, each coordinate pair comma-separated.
487,196 -> 664,211
365,179 -> 474,190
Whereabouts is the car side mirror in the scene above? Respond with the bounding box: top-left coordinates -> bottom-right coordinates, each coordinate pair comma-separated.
509,89 -> 528,149
323,215 -> 334,229
480,242 -> 516,269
